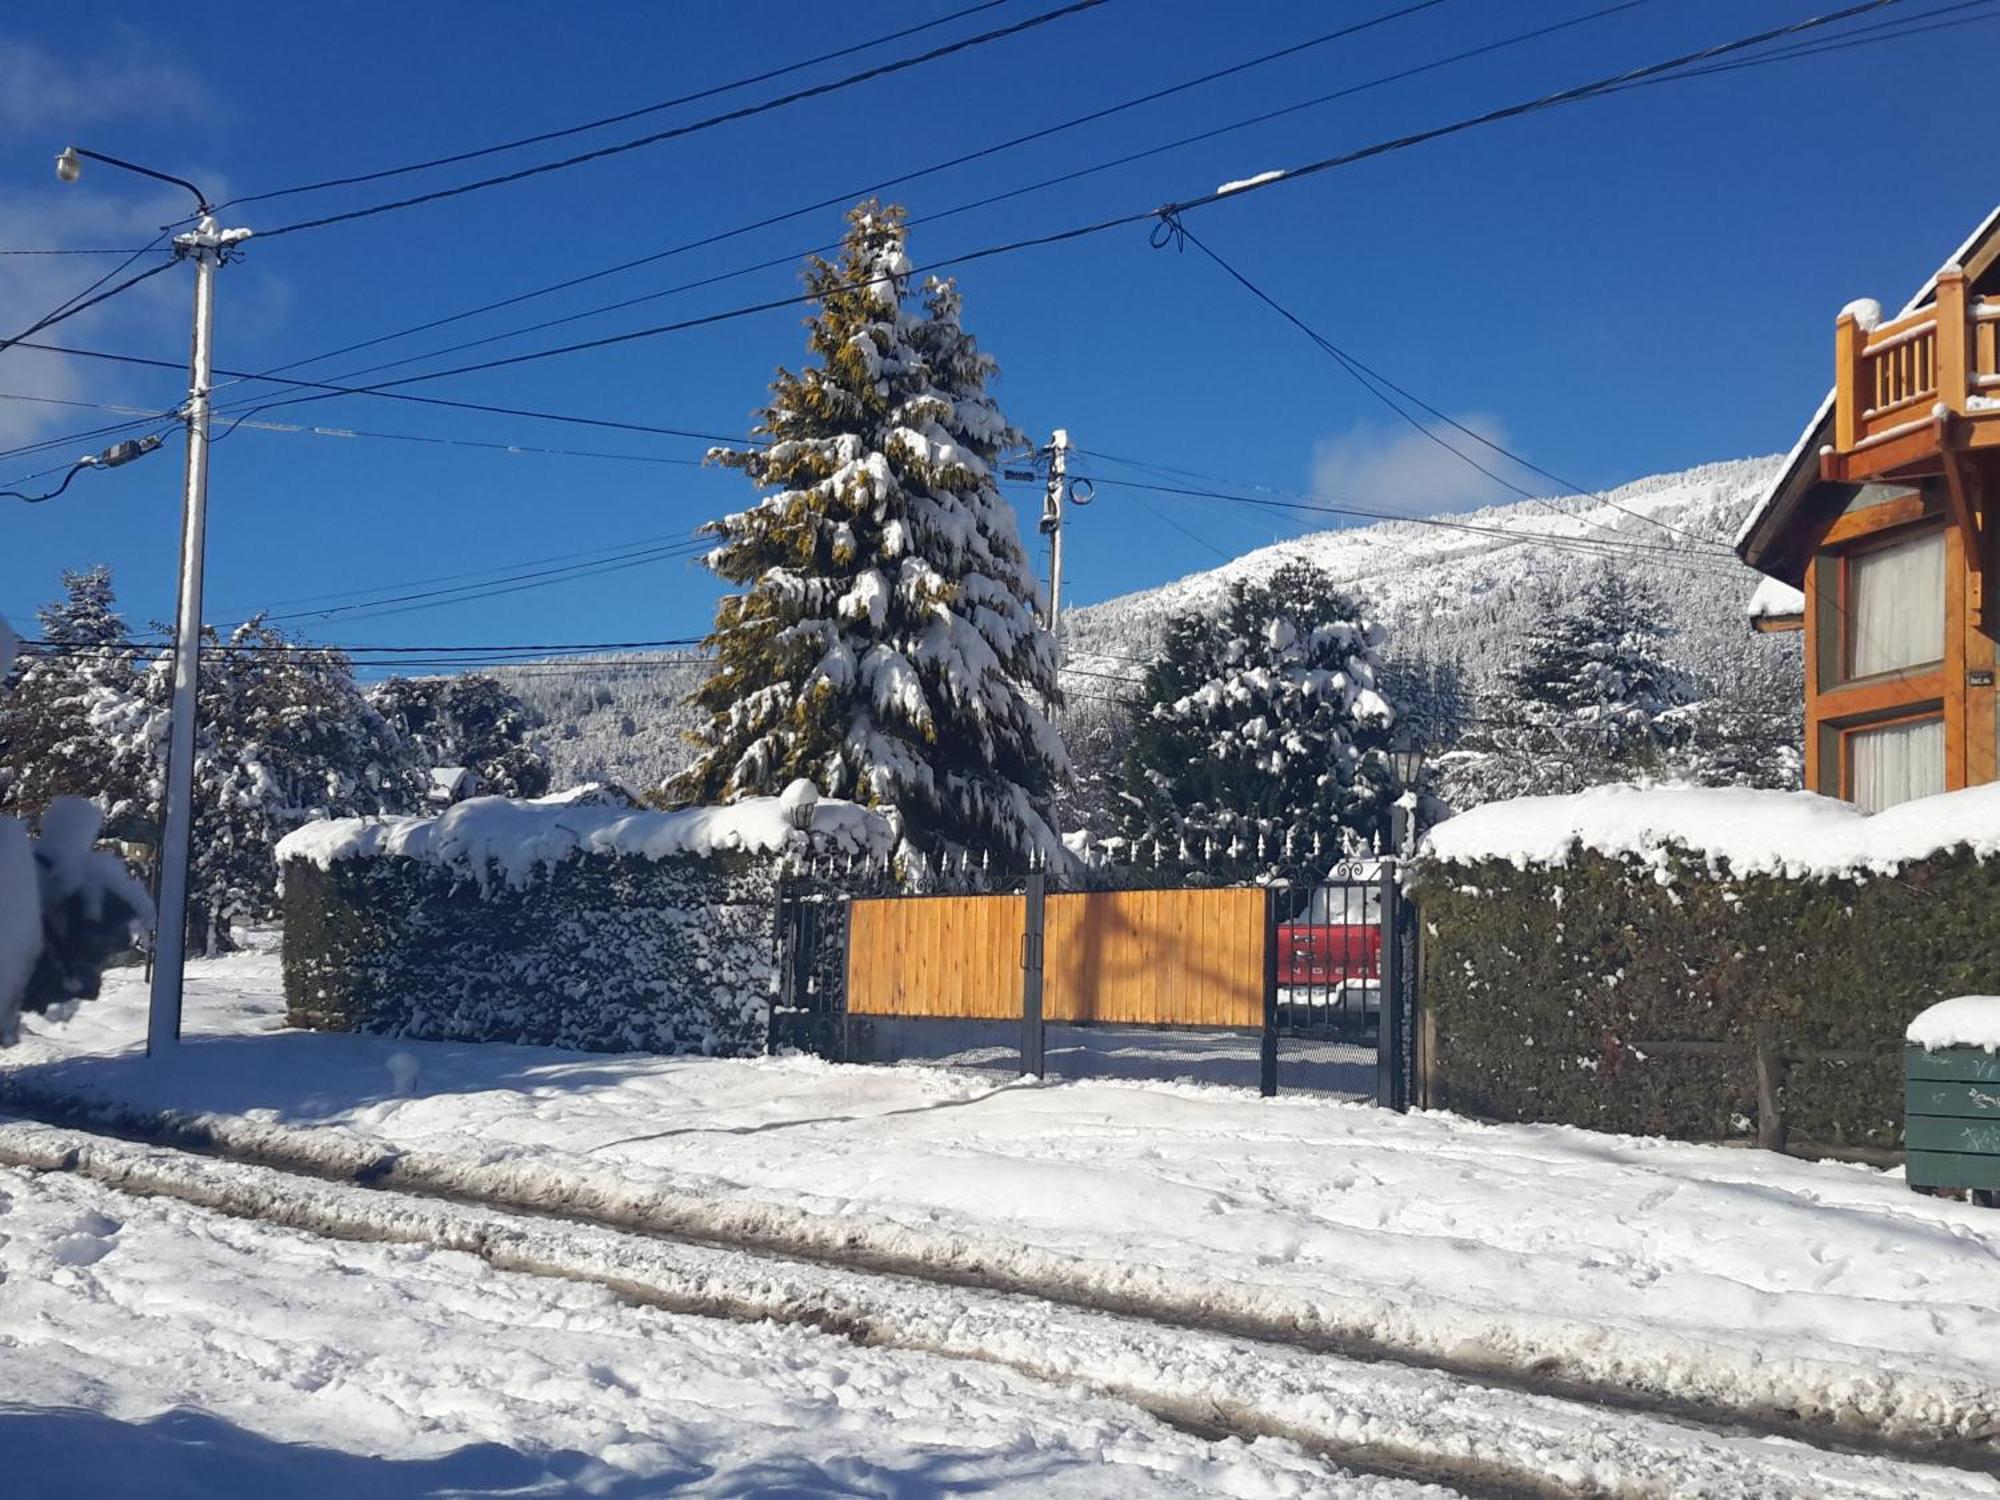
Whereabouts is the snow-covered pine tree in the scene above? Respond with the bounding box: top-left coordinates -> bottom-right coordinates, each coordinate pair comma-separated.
676,201 -> 1065,865
1118,559 -> 1398,878
1445,568 -> 1692,801
154,618 -> 409,951
369,674 -> 551,800
0,566 -> 156,839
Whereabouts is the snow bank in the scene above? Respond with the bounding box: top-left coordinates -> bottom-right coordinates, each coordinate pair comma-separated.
1747,574 -> 1805,621
1908,996 -> 2000,1052
276,789 -> 892,888
1421,780 -> 2000,880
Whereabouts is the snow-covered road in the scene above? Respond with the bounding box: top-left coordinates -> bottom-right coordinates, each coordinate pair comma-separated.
5,1118 -> 1990,1500
5,950 -> 2000,1472
1,1149 -> 1431,1498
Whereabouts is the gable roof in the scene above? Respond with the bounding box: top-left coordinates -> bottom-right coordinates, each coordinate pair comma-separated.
1734,203 -> 2000,583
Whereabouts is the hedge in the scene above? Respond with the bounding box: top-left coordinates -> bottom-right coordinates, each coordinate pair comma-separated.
1410,846 -> 2000,1149
281,849 -> 780,1055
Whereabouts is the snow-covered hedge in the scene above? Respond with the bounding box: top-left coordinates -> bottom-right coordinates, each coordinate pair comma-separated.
1412,783 -> 2000,1148
277,791 -> 890,1054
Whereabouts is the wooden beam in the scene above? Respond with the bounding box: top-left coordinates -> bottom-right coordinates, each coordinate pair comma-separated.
1834,310 -> 1862,454
1937,266 -> 1970,414
1821,491 -> 1934,545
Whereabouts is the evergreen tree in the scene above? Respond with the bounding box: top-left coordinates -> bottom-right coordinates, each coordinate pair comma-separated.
370,674 -> 551,800
1118,559 -> 1398,876
676,202 -> 1064,863
0,567 -> 156,839
153,618 -> 408,952
1444,568 -> 1692,801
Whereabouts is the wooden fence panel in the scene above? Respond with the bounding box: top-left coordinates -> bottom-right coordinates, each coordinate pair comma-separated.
1044,888 -> 1266,1029
847,894 -> 1024,1019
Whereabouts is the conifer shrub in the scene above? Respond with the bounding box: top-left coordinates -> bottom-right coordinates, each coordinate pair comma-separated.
1411,847 -> 2000,1148
282,850 -> 779,1055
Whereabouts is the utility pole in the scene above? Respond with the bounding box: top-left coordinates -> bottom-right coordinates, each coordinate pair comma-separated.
1038,428 -> 1069,655
57,147 -> 250,1053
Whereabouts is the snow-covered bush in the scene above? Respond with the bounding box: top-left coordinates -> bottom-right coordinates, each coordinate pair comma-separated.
278,792 -> 891,1054
1411,783 -> 2000,1148
676,201 -> 1066,868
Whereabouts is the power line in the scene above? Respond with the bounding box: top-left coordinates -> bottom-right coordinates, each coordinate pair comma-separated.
1156,215 -> 1735,553
252,0 -> 1120,240
213,0 -> 1019,212
0,253 -> 179,355
1151,0 -> 1907,222
1082,472 -> 1748,573
19,2 -> 1920,450
236,0 -> 1473,385
0,392 -> 712,469
246,0 -> 1638,400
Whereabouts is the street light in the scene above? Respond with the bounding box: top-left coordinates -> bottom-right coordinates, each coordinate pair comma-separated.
58,145 -> 250,1054
1388,733 -> 1426,794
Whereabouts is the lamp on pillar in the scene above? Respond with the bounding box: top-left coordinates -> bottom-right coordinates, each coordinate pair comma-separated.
1387,733 -> 1427,859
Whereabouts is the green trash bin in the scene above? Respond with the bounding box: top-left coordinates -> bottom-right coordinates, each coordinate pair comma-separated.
1907,998 -> 2000,1199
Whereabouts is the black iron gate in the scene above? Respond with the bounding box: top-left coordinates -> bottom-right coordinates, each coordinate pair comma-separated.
769,879 -> 848,1059
1264,858 -> 1416,1110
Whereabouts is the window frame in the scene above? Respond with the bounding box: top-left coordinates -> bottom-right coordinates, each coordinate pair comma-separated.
1840,706 -> 1946,810
1836,521 -> 1947,686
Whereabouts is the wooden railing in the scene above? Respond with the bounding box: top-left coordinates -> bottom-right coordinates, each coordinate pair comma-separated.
1833,269 -> 2000,473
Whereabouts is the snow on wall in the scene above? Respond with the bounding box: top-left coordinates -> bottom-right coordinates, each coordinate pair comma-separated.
1420,780 -> 2000,881
1907,996 -> 2000,1052
276,790 -> 893,889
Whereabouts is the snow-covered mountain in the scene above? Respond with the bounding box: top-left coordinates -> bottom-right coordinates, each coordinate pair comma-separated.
1061,455 -> 1799,731
500,457 -> 1803,799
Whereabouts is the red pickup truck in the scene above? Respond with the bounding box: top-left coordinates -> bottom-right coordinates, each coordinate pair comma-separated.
1276,882 -> 1381,1016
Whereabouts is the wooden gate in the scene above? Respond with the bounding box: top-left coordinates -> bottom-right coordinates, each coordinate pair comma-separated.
1043,888 -> 1267,1028
846,893 -> 1025,1019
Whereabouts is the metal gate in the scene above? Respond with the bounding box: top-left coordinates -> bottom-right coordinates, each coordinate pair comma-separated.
1270,859 -> 1415,1109
770,864 -> 1416,1109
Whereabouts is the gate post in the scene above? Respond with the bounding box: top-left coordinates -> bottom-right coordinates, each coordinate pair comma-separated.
1376,865 -> 1408,1112
1021,870 -> 1046,1078
1260,885 -> 1280,1097
768,872 -> 791,1056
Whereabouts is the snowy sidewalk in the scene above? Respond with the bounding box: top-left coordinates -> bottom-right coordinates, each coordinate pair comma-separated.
5,950 -> 2000,1447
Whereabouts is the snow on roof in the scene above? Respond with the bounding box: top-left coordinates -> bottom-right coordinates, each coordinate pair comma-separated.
428,767 -> 473,790
1420,780 -> 2000,881
1908,995 -> 2000,1053
1736,202 -> 2000,558
276,792 -> 894,888
1747,574 -> 1806,620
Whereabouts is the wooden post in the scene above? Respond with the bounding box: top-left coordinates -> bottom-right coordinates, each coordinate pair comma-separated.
1833,311 -> 1863,458
1754,1023 -> 1788,1153
1937,266 -> 1970,416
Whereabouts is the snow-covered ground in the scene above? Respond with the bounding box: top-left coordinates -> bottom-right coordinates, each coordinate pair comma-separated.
1,1156 -> 1419,1498
6,950 -> 2000,1456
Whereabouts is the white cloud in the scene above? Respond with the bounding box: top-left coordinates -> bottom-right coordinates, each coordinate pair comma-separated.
1309,413 -> 1518,517
0,31 -> 205,136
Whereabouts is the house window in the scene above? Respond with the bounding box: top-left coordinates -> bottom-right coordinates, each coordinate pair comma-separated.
1844,527 -> 1944,679
1847,715 -> 1944,812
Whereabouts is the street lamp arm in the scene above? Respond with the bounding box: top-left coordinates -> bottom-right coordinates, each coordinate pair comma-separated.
60,146 -> 210,214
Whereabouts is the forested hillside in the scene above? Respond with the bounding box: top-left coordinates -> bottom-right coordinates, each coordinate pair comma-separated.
504,457 -> 1804,810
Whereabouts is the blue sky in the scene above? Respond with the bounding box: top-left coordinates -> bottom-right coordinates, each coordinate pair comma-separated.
1,1 -> 1994,661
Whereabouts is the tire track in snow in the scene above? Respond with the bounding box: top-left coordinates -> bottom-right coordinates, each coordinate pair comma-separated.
0,1115 -> 1990,1500
0,1081 -> 1992,1474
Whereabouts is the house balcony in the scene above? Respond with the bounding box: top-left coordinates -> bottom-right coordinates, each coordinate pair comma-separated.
1820,266 -> 2000,490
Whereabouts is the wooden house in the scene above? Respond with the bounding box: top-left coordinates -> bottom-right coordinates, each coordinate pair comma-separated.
1736,206 -> 2000,811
